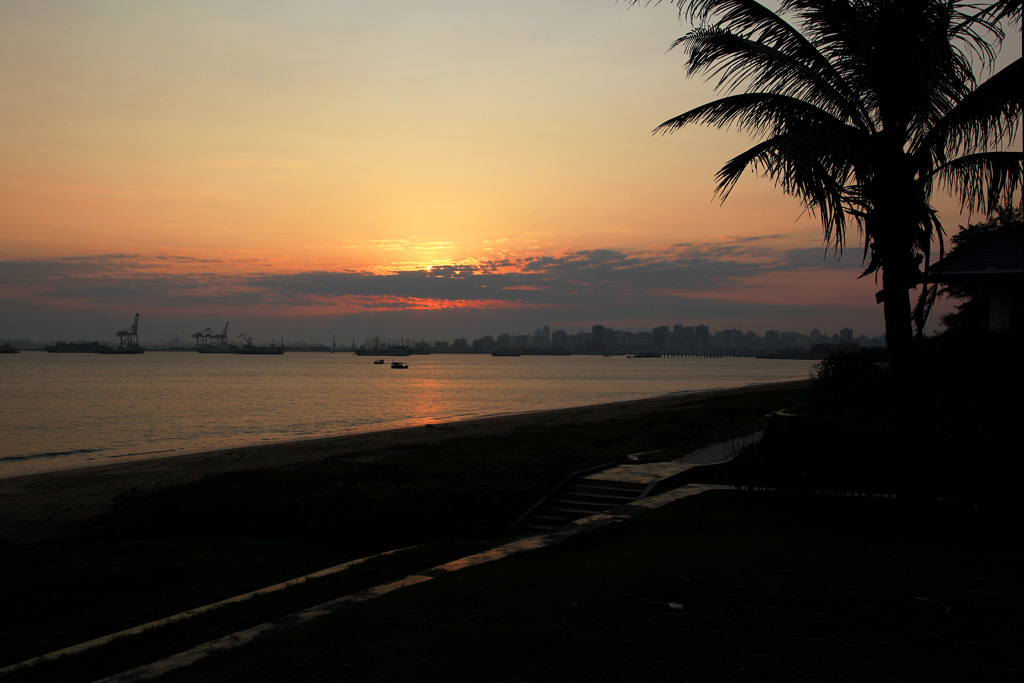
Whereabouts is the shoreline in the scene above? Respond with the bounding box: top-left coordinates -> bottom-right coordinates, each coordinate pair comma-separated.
0,381 -> 804,544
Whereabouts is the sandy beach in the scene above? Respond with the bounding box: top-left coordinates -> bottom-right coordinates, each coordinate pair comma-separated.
0,382 -> 803,544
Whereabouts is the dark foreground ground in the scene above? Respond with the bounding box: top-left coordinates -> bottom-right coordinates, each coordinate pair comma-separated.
161,491 -> 1023,683
1,380 -> 1020,682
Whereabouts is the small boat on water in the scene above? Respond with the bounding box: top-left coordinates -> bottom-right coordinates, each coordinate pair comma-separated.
373,359 -> 385,364
391,361 -> 409,369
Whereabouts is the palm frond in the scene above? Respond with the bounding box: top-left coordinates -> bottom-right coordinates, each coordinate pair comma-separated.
671,0 -> 874,128
673,28 -> 868,125
653,91 -> 856,140
934,151 -> 1024,215
916,57 -> 1023,165
986,0 -> 1023,25
713,132 -> 852,250
952,0 -> 1015,62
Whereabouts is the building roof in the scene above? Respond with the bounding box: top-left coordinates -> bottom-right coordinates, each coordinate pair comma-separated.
928,228 -> 1024,283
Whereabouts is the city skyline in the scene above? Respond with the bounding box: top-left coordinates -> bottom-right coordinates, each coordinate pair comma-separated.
2,2 -> 1013,344
2,315 -> 879,353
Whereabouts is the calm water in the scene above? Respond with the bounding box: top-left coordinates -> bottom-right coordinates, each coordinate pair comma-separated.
0,352 -> 815,478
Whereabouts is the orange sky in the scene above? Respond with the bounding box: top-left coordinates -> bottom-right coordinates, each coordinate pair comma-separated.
1,1 -> 1018,343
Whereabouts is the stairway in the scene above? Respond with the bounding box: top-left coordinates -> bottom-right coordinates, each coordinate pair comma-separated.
512,460 -> 707,534
514,476 -> 649,534
513,435 -> 760,535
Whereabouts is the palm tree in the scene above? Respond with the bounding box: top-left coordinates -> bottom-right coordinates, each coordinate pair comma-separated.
636,0 -> 1022,370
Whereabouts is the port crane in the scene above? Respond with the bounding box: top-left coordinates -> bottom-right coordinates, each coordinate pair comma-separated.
116,313 -> 140,349
236,332 -> 284,354
192,322 -> 231,349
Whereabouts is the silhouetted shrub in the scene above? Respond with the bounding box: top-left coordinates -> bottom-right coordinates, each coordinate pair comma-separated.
808,347 -> 891,417
735,341 -> 1018,508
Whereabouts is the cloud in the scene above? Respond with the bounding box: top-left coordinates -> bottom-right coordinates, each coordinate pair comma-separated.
0,239 -> 884,341
1,241 -> 857,307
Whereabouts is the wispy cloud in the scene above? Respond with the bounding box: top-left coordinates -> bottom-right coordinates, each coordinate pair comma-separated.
0,239 -> 878,340
1,240 -> 861,309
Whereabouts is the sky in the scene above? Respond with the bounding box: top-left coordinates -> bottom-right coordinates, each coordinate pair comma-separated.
1,1 -> 1019,345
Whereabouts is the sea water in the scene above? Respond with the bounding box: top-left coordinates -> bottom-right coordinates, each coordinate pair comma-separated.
0,352 -> 815,478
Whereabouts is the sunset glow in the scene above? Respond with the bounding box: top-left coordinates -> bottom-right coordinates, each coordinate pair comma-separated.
1,1 -> 1017,344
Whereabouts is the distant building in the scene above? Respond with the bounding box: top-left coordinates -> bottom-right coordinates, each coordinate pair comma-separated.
473,335 -> 496,353
533,325 -> 551,349
678,326 -> 696,354
695,325 -> 709,354
652,325 -> 669,351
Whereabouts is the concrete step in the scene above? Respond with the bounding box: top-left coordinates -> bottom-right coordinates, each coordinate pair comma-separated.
569,480 -> 648,493
514,466 -> 670,533
552,491 -> 641,506
544,501 -> 621,515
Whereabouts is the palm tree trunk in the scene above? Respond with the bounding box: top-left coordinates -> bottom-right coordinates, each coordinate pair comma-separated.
871,162 -> 921,377
881,262 -> 915,374
878,238 -> 918,496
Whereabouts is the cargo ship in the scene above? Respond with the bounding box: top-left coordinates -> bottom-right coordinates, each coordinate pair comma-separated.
236,333 -> 284,355
45,341 -> 113,353
45,313 -> 145,354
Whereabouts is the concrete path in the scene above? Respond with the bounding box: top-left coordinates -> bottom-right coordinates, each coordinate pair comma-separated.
584,430 -> 761,485
679,431 -> 763,465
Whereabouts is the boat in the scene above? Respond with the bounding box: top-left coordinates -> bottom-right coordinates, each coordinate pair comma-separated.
99,313 -> 145,354
491,350 -> 521,357
236,341 -> 285,355
194,322 -> 236,352
373,359 -> 385,364
197,344 -> 239,354
0,343 -> 19,354
390,361 -> 409,369
236,332 -> 284,355
236,345 -> 284,355
99,345 -> 145,355
45,341 -> 113,353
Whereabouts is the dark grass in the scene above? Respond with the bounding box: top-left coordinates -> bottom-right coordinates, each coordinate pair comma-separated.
0,386 -> 806,675
152,491 -> 1024,683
